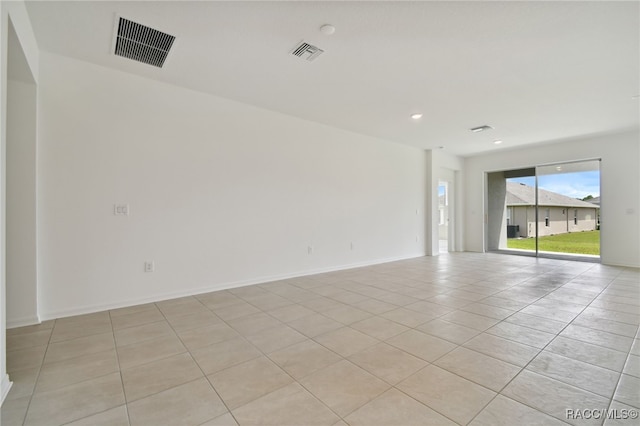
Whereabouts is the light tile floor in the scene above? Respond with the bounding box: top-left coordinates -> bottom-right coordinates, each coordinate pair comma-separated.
2,253 -> 640,425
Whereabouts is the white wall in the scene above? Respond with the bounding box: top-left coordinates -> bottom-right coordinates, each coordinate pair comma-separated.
486,172 -> 507,250
6,78 -> 37,328
1,0 -> 39,405
37,52 -> 427,320
464,131 -> 640,267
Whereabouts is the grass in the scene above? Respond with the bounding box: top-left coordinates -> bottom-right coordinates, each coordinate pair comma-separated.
507,230 -> 600,255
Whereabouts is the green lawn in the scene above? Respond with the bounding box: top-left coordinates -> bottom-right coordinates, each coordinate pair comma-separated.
507,230 -> 600,255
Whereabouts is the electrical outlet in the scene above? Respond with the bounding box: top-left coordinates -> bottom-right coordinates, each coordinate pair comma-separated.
144,261 -> 155,272
308,246 -> 314,255
350,242 -> 354,250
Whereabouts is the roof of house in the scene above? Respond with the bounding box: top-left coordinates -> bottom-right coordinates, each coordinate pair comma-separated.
588,196 -> 601,205
506,182 -> 600,208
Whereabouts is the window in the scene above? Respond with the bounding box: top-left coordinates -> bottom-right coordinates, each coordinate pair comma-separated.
506,207 -> 511,226
574,209 -> 578,225
545,208 -> 550,227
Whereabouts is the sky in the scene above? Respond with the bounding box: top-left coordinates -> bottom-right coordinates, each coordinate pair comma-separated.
509,170 -> 600,199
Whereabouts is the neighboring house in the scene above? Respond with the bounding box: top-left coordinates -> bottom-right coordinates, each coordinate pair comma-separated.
506,182 -> 600,238
587,196 -> 601,226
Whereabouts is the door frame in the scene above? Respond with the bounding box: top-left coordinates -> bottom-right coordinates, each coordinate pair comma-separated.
485,158 -> 601,262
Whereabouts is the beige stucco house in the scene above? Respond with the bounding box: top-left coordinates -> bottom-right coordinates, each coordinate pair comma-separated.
506,182 -> 600,238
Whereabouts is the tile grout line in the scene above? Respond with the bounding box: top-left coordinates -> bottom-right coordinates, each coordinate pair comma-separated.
154,298 -> 242,426
464,263 -> 628,426
603,318 -> 640,421
460,261 -> 597,425
260,257 -> 632,425
162,294 -> 368,423
5,253 -> 637,426
52,311 -> 129,426
109,309 -> 132,426
17,318 -> 57,426
208,288 -> 367,424
211,280 -> 448,424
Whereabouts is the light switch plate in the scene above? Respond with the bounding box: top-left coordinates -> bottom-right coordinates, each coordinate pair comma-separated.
114,204 -> 129,216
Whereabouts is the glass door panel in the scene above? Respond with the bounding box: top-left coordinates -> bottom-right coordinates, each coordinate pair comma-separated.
504,169 -> 537,254
535,160 -> 601,258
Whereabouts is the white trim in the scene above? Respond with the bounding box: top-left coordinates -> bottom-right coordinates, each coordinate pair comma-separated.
7,315 -> 39,329
1,374 -> 12,405
39,253 -> 426,321
599,260 -> 640,269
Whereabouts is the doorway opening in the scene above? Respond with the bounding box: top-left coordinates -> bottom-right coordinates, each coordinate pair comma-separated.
438,182 -> 448,253
487,160 -> 601,261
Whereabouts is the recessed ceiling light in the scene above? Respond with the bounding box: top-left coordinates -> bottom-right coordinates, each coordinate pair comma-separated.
556,166 -> 563,171
410,113 -> 423,120
437,146 -> 445,150
493,140 -> 503,145
470,125 -> 493,133
320,24 -> 335,35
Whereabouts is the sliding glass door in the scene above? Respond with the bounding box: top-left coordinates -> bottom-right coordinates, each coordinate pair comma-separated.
490,159 -> 600,260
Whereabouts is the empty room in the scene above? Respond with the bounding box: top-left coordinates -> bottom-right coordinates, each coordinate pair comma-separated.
1,1 -> 639,425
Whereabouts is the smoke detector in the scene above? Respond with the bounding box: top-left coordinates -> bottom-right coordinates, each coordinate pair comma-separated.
320,24 -> 336,35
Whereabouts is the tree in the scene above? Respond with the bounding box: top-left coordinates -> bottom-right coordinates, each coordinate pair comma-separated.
582,195 -> 594,201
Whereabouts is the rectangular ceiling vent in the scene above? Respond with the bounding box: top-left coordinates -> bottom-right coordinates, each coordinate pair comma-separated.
470,125 -> 493,133
114,17 -> 175,68
291,41 -> 324,62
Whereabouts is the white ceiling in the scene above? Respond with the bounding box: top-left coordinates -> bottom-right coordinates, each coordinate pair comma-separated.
24,1 -> 640,156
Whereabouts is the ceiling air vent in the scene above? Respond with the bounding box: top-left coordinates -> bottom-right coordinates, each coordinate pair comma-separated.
291,41 -> 324,62
114,17 -> 175,68
470,125 -> 493,133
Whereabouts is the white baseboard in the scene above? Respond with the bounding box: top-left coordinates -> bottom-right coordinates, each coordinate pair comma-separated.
1,374 -> 13,405
39,252 -> 426,321
7,315 -> 41,329
599,258 -> 640,268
